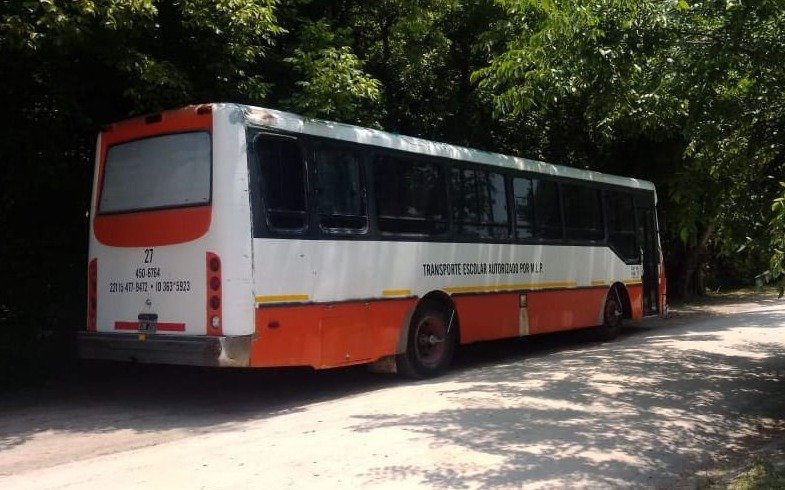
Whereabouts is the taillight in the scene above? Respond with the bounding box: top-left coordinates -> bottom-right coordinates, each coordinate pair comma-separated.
206,252 -> 222,335
87,258 -> 97,331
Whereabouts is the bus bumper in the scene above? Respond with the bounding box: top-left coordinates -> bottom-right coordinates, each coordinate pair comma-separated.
77,332 -> 252,367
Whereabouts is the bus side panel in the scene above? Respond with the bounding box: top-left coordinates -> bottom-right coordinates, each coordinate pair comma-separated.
527,287 -> 607,335
368,298 -> 417,362
250,299 -> 414,369
210,105 -> 255,336
627,284 -> 644,321
251,305 -> 322,367
454,293 -> 520,343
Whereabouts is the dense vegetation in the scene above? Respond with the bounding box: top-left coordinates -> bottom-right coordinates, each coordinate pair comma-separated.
1,0 -> 783,387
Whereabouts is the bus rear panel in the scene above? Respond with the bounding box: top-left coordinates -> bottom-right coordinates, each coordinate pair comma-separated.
80,104 -> 255,366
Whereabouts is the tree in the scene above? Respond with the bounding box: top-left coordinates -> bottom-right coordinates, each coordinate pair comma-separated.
771,182 -> 785,297
473,0 -> 785,297
0,0 -> 282,387
281,19 -> 382,126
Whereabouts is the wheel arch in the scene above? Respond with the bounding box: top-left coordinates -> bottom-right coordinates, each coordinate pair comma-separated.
609,282 -> 632,320
394,290 -> 460,354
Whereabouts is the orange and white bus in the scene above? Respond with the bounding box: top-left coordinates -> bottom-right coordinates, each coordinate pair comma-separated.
79,103 -> 666,377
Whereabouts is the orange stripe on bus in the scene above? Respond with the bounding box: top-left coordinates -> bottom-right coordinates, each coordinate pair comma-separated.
454,287 -> 609,340
248,283 -> 644,370
525,288 -> 608,335
627,284 -> 644,321
115,321 -> 186,332
94,206 -> 211,247
250,299 -> 415,369
94,105 -> 213,247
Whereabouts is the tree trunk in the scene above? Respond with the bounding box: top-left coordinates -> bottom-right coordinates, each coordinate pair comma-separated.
680,220 -> 717,298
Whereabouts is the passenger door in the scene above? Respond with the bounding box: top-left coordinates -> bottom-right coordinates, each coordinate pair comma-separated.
636,202 -> 659,316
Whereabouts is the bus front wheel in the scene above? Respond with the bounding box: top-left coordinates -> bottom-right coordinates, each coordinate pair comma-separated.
596,290 -> 623,341
397,300 -> 456,378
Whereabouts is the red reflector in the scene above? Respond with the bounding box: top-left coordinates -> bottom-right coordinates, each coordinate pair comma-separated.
87,258 -> 98,331
205,252 -> 222,336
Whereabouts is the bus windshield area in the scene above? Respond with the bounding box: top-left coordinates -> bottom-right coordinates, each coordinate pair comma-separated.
99,131 -> 211,214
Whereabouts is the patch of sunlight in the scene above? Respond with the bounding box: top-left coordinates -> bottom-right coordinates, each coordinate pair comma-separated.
644,333 -> 783,360
588,382 -> 625,395
511,396 -> 609,413
430,446 -> 506,468
579,448 -> 647,465
663,342 -> 769,360
527,475 -> 630,489
590,373 -> 660,386
648,406 -> 721,426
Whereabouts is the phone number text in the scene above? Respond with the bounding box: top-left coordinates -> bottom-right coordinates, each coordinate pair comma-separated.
108,280 -> 191,293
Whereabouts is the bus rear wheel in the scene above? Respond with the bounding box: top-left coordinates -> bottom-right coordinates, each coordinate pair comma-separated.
397,300 -> 456,379
596,290 -> 623,341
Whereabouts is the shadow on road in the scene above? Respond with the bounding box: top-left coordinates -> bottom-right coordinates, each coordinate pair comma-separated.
1,296 -> 783,487
351,302 -> 785,488
1,358 -> 400,454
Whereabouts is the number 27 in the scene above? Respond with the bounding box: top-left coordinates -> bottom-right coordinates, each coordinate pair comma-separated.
144,248 -> 154,264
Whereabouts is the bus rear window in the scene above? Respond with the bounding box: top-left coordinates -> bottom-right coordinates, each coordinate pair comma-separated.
99,132 -> 211,214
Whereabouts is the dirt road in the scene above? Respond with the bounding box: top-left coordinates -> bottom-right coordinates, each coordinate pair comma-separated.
2,296 -> 784,488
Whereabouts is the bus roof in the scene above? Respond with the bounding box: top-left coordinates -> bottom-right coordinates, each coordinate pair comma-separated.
238,104 -> 656,193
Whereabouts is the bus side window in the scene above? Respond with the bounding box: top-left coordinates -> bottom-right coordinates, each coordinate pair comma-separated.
487,172 -> 509,238
373,155 -> 447,235
513,177 -> 535,239
451,168 -> 508,239
255,134 -> 307,231
563,184 -> 604,241
606,191 -> 638,261
532,179 -> 563,239
314,145 -> 367,232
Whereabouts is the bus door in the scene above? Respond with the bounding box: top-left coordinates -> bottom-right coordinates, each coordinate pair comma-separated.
636,202 -> 659,316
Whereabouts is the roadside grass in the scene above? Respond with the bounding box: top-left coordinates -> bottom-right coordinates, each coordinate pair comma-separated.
695,455 -> 785,489
669,286 -> 781,309
727,459 -> 785,489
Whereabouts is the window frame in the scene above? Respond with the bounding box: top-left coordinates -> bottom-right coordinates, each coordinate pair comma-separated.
252,131 -> 310,235
310,141 -> 370,235
245,127 -> 656,252
370,149 -> 450,237
98,130 -> 213,216
450,164 -> 511,240
561,182 -> 606,243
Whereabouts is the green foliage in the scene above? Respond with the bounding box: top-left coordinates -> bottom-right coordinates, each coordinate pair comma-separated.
0,0 -> 283,388
728,459 -> 785,490
3,0 -> 785,387
771,182 -> 785,297
285,45 -> 382,125
475,0 -> 785,294
282,20 -> 382,126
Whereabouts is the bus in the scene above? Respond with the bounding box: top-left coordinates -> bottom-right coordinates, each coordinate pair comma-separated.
79,103 -> 666,378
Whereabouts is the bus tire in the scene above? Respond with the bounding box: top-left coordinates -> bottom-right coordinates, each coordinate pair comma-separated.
596,289 -> 623,341
396,300 -> 456,379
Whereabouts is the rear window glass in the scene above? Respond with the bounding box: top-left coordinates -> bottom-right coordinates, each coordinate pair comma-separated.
99,132 -> 211,213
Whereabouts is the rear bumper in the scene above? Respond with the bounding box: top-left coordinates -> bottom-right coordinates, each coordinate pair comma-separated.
77,332 -> 252,367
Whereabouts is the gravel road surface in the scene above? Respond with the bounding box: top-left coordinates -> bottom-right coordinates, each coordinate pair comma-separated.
2,296 -> 784,488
